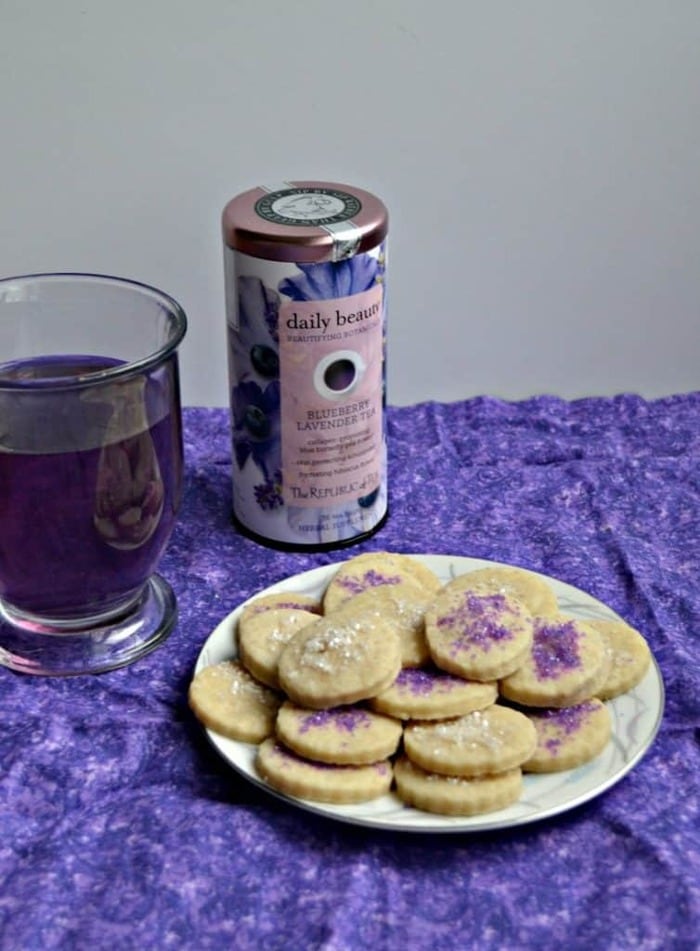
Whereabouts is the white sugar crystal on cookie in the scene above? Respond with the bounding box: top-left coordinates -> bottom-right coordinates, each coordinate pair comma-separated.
336,581 -> 432,667
277,612 -> 402,709
444,564 -> 558,617
237,607 -> 318,689
188,660 -> 282,743
403,705 -> 537,777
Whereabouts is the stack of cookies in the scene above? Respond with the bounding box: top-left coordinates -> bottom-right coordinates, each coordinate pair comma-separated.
189,552 -> 652,817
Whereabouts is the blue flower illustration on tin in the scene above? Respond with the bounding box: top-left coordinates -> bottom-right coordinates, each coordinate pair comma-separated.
230,276 -> 280,382
231,378 -> 281,481
228,274 -> 283,501
278,255 -> 379,301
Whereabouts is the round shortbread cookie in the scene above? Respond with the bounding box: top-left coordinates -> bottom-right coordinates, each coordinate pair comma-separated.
239,591 -> 321,626
237,607 -> 318,689
443,565 -> 559,617
275,701 -> 402,765
403,705 -> 537,778
585,643 -> 613,699
499,614 -> 608,708
583,618 -> 652,700
369,666 -> 498,720
322,552 -> 441,614
277,612 -> 402,709
425,588 -> 534,681
188,660 -> 282,743
523,698 -> 612,773
256,738 -> 393,804
399,557 -> 444,596
334,581 -> 432,667
394,757 -> 523,817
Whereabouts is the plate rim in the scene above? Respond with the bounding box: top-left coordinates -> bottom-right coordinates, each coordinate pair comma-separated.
193,553 -> 665,833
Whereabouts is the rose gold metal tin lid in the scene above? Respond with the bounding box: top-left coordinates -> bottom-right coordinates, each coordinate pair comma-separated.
222,180 -> 388,263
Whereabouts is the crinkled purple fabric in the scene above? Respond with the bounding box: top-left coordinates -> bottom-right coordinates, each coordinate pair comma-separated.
2,397 -> 699,951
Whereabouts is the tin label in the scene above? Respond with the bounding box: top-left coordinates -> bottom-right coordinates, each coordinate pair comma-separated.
278,286 -> 383,509
225,244 -> 387,547
255,187 -> 361,227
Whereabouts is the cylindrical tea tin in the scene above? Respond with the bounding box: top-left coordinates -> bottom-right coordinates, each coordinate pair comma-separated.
222,180 -> 389,550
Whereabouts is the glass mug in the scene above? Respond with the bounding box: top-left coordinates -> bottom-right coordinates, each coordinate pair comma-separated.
0,273 -> 187,675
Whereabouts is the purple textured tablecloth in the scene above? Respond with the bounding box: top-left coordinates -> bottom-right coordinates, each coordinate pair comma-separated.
2,397 -> 699,950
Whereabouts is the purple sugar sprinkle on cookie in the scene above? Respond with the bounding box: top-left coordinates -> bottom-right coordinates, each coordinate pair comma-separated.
437,592 -> 516,653
540,701 -> 597,733
540,704 -> 597,756
395,667 -> 463,695
299,707 -> 371,734
532,620 -> 582,679
544,735 -> 562,755
338,569 -> 402,594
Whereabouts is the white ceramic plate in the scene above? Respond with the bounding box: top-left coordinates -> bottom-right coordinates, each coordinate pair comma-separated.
193,555 -> 664,833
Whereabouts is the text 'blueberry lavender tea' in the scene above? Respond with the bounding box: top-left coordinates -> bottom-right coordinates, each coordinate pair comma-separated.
222,181 -> 389,550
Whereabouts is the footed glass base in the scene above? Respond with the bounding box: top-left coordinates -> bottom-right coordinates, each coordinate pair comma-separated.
0,575 -> 177,676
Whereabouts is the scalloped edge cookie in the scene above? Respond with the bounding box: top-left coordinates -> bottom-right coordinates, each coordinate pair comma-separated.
394,757 -> 523,816
523,698 -> 612,772
443,565 -> 559,616
425,587 -> 534,681
275,701 -> 402,765
369,665 -> 498,720
403,705 -> 537,778
256,738 -> 393,804
189,660 -> 282,743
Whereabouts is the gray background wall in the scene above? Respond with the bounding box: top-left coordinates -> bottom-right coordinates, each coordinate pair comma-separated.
2,1 -> 698,407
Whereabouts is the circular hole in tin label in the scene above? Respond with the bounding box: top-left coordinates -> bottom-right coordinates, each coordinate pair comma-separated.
325,359 -> 356,392
313,350 -> 365,401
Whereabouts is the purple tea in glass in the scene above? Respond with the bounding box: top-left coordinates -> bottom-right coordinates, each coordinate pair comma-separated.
0,274 -> 187,675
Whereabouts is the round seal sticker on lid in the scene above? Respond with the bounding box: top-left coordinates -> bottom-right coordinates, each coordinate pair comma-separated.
255,187 -> 362,226
221,180 -> 389,551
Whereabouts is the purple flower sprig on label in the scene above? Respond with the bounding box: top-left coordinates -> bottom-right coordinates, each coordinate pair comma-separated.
254,470 -> 283,511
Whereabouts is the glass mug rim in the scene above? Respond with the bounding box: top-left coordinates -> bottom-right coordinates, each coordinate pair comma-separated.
0,271 -> 188,391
